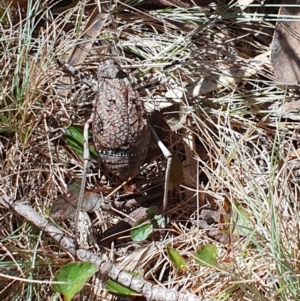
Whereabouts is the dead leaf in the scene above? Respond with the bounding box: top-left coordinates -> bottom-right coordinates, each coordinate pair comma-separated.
271,2 -> 300,86
4,0 -> 28,7
51,179 -> 103,219
286,149 -> 300,161
123,184 -> 139,194
282,99 -> 300,113
168,154 -> 183,190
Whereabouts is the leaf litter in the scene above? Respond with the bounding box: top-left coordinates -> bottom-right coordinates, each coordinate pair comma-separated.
1,1 -> 300,301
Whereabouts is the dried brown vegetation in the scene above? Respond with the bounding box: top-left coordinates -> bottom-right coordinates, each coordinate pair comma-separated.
1,0 -> 300,300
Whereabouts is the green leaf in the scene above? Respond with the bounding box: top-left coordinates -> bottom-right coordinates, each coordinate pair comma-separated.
106,279 -> 138,297
52,262 -> 98,301
146,206 -> 160,219
167,247 -> 187,271
195,244 -> 219,268
168,154 -> 183,191
0,114 -> 16,133
0,7 -> 8,24
130,220 -> 153,241
235,206 -> 253,236
63,125 -> 98,159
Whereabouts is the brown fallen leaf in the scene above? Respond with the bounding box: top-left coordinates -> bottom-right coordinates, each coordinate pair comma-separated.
168,154 -> 183,191
51,178 -> 104,219
4,0 -> 28,7
282,99 -> 300,113
271,1 -> 300,86
286,148 -> 300,161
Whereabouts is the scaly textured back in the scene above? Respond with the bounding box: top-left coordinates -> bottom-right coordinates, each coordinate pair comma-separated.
92,60 -> 151,180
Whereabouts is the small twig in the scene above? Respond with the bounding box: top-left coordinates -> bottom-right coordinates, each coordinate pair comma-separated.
0,195 -> 216,301
77,248 -> 214,301
0,196 -> 76,255
150,125 -> 172,213
75,113 -> 94,243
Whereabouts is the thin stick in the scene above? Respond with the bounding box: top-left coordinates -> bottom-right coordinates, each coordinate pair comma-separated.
150,125 -> 172,213
0,195 -> 215,301
75,113 -> 94,243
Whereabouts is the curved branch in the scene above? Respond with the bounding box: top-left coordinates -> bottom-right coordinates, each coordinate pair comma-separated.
0,195 -> 216,301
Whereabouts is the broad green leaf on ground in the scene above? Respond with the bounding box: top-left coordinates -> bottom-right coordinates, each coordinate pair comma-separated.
168,154 -> 183,191
195,244 -> 219,268
52,262 -> 98,301
196,244 -> 234,270
106,279 -> 139,297
63,125 -> 98,159
167,247 -> 187,271
235,205 -> 253,236
131,220 -> 153,241
146,206 -> 160,219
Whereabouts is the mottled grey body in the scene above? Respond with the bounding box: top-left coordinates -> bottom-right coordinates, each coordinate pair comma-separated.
93,60 -> 151,180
